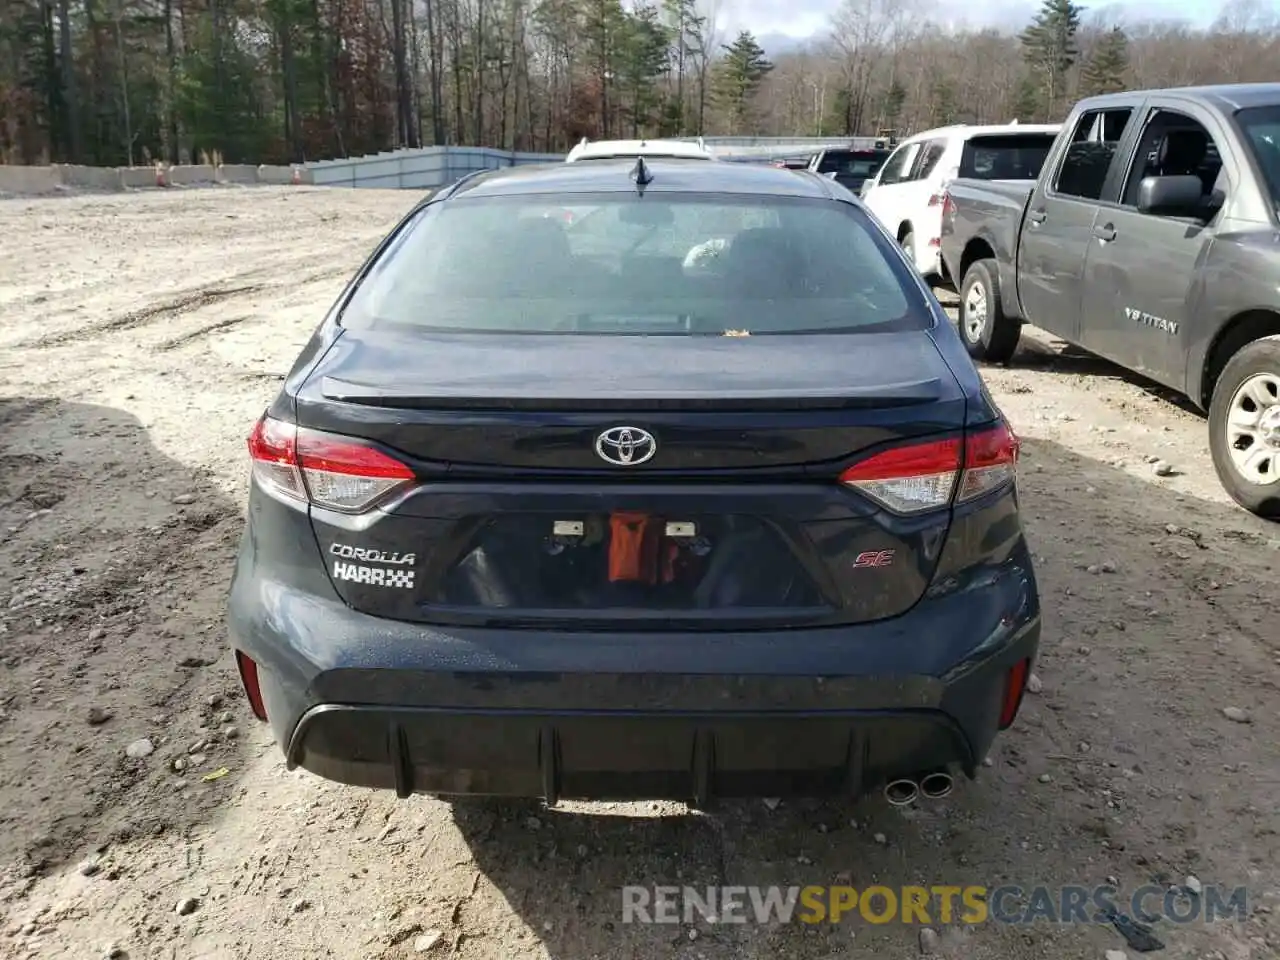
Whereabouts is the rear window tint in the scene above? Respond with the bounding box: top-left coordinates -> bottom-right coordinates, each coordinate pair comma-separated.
339,193 -> 932,336
816,150 -> 890,176
959,134 -> 1057,179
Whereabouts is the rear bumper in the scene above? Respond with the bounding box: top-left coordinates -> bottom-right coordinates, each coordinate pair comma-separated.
290,705 -> 985,804
916,244 -> 942,279
227,533 -> 1041,802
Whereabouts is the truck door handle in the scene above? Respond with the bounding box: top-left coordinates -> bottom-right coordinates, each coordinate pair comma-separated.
1027,209 -> 1047,224
1094,223 -> 1117,242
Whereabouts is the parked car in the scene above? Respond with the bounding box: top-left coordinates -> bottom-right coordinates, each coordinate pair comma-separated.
565,137 -> 715,162
807,145 -> 891,194
940,83 -> 1280,519
227,157 -> 1041,808
861,123 -> 1060,280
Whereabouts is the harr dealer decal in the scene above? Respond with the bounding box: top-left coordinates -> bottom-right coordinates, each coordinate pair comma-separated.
332,562 -> 415,588
329,542 -> 416,589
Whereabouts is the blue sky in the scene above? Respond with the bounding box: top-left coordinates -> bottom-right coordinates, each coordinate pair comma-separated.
730,0 -> 1224,41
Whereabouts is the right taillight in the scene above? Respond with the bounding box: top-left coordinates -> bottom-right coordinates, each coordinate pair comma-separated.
839,438 -> 962,514
247,413 -> 417,513
838,421 -> 1019,514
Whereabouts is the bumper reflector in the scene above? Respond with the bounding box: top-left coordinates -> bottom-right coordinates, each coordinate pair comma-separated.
998,657 -> 1030,729
236,651 -> 268,722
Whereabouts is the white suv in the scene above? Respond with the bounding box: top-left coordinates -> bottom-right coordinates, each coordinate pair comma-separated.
861,123 -> 1060,280
565,137 -> 715,162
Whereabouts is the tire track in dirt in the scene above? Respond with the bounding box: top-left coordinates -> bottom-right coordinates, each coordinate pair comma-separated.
26,284 -> 264,348
156,315 -> 252,351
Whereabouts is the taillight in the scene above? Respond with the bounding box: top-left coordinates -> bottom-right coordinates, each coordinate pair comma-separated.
839,438 -> 961,514
838,421 -> 1019,514
247,413 -> 416,513
960,420 -> 1020,501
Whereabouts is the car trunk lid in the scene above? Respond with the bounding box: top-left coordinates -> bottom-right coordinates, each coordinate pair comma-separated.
287,329 -> 982,630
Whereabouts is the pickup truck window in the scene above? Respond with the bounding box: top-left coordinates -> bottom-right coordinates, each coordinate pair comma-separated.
878,142 -> 922,186
1052,107 -> 1133,200
915,140 -> 948,180
1237,105 -> 1280,209
815,149 -> 890,178
959,133 -> 1056,180
1119,111 -> 1224,210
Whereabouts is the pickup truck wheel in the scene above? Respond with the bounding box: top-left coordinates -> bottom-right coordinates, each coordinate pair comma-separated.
1208,336 -> 1280,519
959,259 -> 1020,364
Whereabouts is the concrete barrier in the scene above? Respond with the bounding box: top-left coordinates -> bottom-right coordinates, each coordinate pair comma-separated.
255,164 -> 311,185
0,165 -> 63,195
1,159 -> 327,197
119,166 -> 163,189
57,164 -> 124,191
216,164 -> 258,184
166,164 -> 217,186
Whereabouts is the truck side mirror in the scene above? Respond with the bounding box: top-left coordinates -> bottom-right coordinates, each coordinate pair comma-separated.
1136,175 -> 1204,217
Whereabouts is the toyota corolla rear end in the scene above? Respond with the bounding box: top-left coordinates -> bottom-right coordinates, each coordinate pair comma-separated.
226,162 -> 1040,805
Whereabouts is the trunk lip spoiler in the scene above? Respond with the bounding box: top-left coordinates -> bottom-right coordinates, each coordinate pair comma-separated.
317,375 -> 947,411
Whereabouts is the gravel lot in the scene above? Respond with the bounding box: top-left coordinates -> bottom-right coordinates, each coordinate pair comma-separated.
1,186 -> 1279,960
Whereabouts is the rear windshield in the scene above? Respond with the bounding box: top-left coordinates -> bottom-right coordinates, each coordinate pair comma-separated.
958,133 -> 1056,180
816,150 -> 890,176
339,193 -> 930,336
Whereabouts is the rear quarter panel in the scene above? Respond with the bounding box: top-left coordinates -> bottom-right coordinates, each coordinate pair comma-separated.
940,180 -> 1034,314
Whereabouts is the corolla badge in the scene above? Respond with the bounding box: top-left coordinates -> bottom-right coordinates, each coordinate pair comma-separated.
595,426 -> 657,466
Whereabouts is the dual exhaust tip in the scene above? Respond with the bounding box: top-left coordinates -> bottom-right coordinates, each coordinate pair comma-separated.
884,770 -> 954,806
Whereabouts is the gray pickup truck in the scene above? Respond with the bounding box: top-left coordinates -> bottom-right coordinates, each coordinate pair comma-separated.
939,83 -> 1280,519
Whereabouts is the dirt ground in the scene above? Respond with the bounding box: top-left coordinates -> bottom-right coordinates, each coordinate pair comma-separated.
1,186 -> 1279,960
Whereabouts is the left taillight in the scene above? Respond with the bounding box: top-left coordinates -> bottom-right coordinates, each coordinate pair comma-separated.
838,421 -> 1019,514
247,413 -> 416,513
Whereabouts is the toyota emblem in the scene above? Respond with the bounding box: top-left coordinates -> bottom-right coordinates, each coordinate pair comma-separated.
595,426 -> 657,466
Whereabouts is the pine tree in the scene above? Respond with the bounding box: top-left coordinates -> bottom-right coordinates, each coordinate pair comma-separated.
661,0 -> 704,134
1011,77 -> 1043,122
1020,0 -> 1084,118
1080,27 -> 1130,96
930,80 -> 958,126
879,80 -> 906,132
711,31 -> 773,135
618,5 -> 671,137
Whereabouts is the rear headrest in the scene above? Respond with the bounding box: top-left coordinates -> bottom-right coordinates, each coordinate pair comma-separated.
505,217 -> 571,260
722,228 -> 801,298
